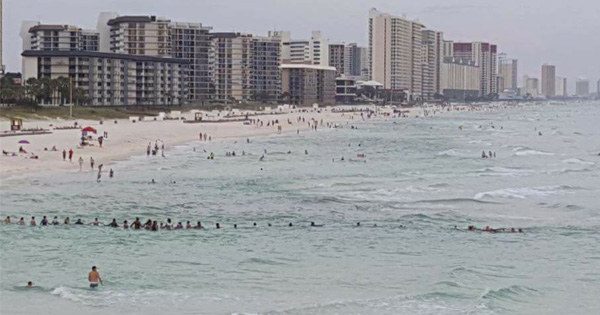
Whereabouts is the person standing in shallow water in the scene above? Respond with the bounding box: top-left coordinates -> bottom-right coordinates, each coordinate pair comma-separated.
88,266 -> 103,288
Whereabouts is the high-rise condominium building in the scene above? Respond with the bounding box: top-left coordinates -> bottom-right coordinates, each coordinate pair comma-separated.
522,75 -> 539,98
555,76 -> 568,97
421,29 -> 443,100
270,30 -> 329,66
440,57 -> 480,100
25,24 -> 99,52
541,64 -> 556,97
498,54 -> 518,92
453,42 -> 498,96
369,8 -> 424,99
281,64 -> 336,106
107,16 -> 171,57
442,40 -> 454,57
328,43 -> 345,76
170,22 -> 212,103
21,50 -> 187,106
576,77 -> 590,96
210,33 -> 281,103
343,43 -> 367,79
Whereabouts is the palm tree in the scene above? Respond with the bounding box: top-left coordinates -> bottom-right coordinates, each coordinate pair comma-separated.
55,77 -> 71,104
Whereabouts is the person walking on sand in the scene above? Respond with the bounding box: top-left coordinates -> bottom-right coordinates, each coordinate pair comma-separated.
90,157 -> 95,170
109,169 -> 114,178
68,149 -> 74,162
88,266 -> 103,288
62,149 -> 66,161
79,157 -> 84,171
147,143 -> 151,156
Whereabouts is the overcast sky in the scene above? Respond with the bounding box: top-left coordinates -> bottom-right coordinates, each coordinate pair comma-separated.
3,0 -> 600,91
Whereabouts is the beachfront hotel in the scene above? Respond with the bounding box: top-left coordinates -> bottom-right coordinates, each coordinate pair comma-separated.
440,56 -> 480,100
452,41 -> 498,97
210,33 -> 281,104
281,64 -> 336,106
555,76 -> 568,97
328,43 -> 345,77
368,8 -> 425,101
497,54 -> 518,92
21,50 -> 188,106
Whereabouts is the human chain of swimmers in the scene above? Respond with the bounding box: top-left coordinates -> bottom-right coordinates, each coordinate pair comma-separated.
2,216 -> 525,233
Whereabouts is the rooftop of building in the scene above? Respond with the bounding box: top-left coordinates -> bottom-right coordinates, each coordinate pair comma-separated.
107,15 -> 169,26
29,24 -> 78,33
21,50 -> 190,64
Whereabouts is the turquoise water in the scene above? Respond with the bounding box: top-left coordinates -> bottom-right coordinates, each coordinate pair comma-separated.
1,103 -> 599,314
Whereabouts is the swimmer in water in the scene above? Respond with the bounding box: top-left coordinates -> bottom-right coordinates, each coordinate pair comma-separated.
41,216 -> 49,226
356,222 -> 361,227
310,222 -> 323,227
106,218 -> 119,228
75,218 -> 84,225
52,216 -> 59,225
194,221 -> 204,229
64,217 -> 70,225
216,223 -> 220,229
4,216 -> 11,224
27,281 -> 34,288
29,216 -> 36,226
131,218 -> 142,230
123,220 -> 129,229
18,217 -> 25,225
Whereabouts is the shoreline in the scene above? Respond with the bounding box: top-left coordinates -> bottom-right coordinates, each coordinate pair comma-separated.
0,106 -> 407,180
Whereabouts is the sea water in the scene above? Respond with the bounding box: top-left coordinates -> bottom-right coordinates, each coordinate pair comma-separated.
1,102 -> 599,315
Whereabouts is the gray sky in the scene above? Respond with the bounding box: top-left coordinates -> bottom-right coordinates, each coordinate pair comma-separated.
4,0 -> 600,92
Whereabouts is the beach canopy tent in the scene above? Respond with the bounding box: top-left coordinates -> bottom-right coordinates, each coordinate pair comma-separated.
82,127 -> 97,133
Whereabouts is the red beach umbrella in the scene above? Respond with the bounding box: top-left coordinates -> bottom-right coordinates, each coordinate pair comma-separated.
82,127 -> 97,133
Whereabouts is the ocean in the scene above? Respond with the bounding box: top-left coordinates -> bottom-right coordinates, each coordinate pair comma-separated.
1,102 -> 599,315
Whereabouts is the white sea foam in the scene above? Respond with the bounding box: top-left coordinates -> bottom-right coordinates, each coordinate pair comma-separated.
562,158 -> 595,165
474,185 -> 578,200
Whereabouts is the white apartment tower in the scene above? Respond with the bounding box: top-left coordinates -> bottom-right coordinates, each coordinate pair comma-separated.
107,16 -> 172,57
270,30 -> 329,66
421,29 -> 443,100
576,77 -> 590,96
369,8 -> 424,100
498,54 -> 518,92
555,76 -> 568,97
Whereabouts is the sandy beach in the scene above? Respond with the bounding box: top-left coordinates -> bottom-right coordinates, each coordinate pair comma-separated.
0,106 -> 422,178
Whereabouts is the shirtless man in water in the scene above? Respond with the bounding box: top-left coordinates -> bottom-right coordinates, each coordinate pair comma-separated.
88,266 -> 103,288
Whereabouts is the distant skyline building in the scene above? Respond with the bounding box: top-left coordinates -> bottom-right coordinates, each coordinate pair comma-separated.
369,8 -> 424,99
270,30 -> 329,66
541,64 -> 556,97
343,43 -> 367,79
452,41 -> 498,96
440,56 -> 480,100
498,53 -> 518,92
576,77 -> 590,96
280,64 -> 336,106
555,76 -> 567,97
522,75 -> 539,97
328,43 -> 345,76
421,29 -> 443,100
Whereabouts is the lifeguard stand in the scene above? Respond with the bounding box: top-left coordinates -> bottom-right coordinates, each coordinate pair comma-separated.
10,119 -> 23,131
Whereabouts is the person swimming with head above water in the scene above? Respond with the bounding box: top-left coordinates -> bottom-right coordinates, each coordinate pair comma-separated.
310,222 -> 323,227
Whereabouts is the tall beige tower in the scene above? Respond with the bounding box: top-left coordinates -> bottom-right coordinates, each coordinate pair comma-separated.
541,64 -> 556,97
368,8 -> 424,100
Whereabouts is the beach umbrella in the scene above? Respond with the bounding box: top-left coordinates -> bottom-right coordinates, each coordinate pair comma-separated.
82,127 -> 97,133
18,140 -> 30,144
